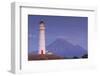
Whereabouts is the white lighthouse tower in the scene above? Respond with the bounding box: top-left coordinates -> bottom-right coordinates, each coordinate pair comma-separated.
38,21 -> 46,55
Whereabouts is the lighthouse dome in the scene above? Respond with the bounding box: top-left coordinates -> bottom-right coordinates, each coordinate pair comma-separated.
40,21 -> 45,24
39,21 -> 45,29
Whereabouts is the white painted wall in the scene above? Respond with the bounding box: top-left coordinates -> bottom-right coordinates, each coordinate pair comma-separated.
39,23 -> 46,54
0,0 -> 100,76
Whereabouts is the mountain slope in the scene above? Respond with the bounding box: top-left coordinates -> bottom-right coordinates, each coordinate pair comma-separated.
46,38 -> 87,58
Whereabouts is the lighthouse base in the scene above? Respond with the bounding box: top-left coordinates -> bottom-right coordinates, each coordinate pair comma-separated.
39,50 -> 45,55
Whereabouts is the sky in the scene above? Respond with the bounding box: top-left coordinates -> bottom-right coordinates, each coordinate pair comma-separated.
28,15 -> 88,53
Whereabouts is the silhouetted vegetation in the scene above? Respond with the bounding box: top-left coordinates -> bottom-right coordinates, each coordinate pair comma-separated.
73,56 -> 78,59
64,57 -> 69,59
81,54 -> 88,58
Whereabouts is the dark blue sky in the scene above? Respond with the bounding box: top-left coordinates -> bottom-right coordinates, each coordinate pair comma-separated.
28,15 -> 88,53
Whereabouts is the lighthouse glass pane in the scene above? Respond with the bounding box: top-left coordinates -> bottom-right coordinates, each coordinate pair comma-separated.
28,15 -> 88,61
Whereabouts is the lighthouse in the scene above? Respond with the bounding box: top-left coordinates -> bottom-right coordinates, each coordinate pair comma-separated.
38,21 -> 46,55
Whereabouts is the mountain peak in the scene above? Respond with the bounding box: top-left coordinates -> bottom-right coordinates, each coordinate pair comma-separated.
47,38 -> 87,57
